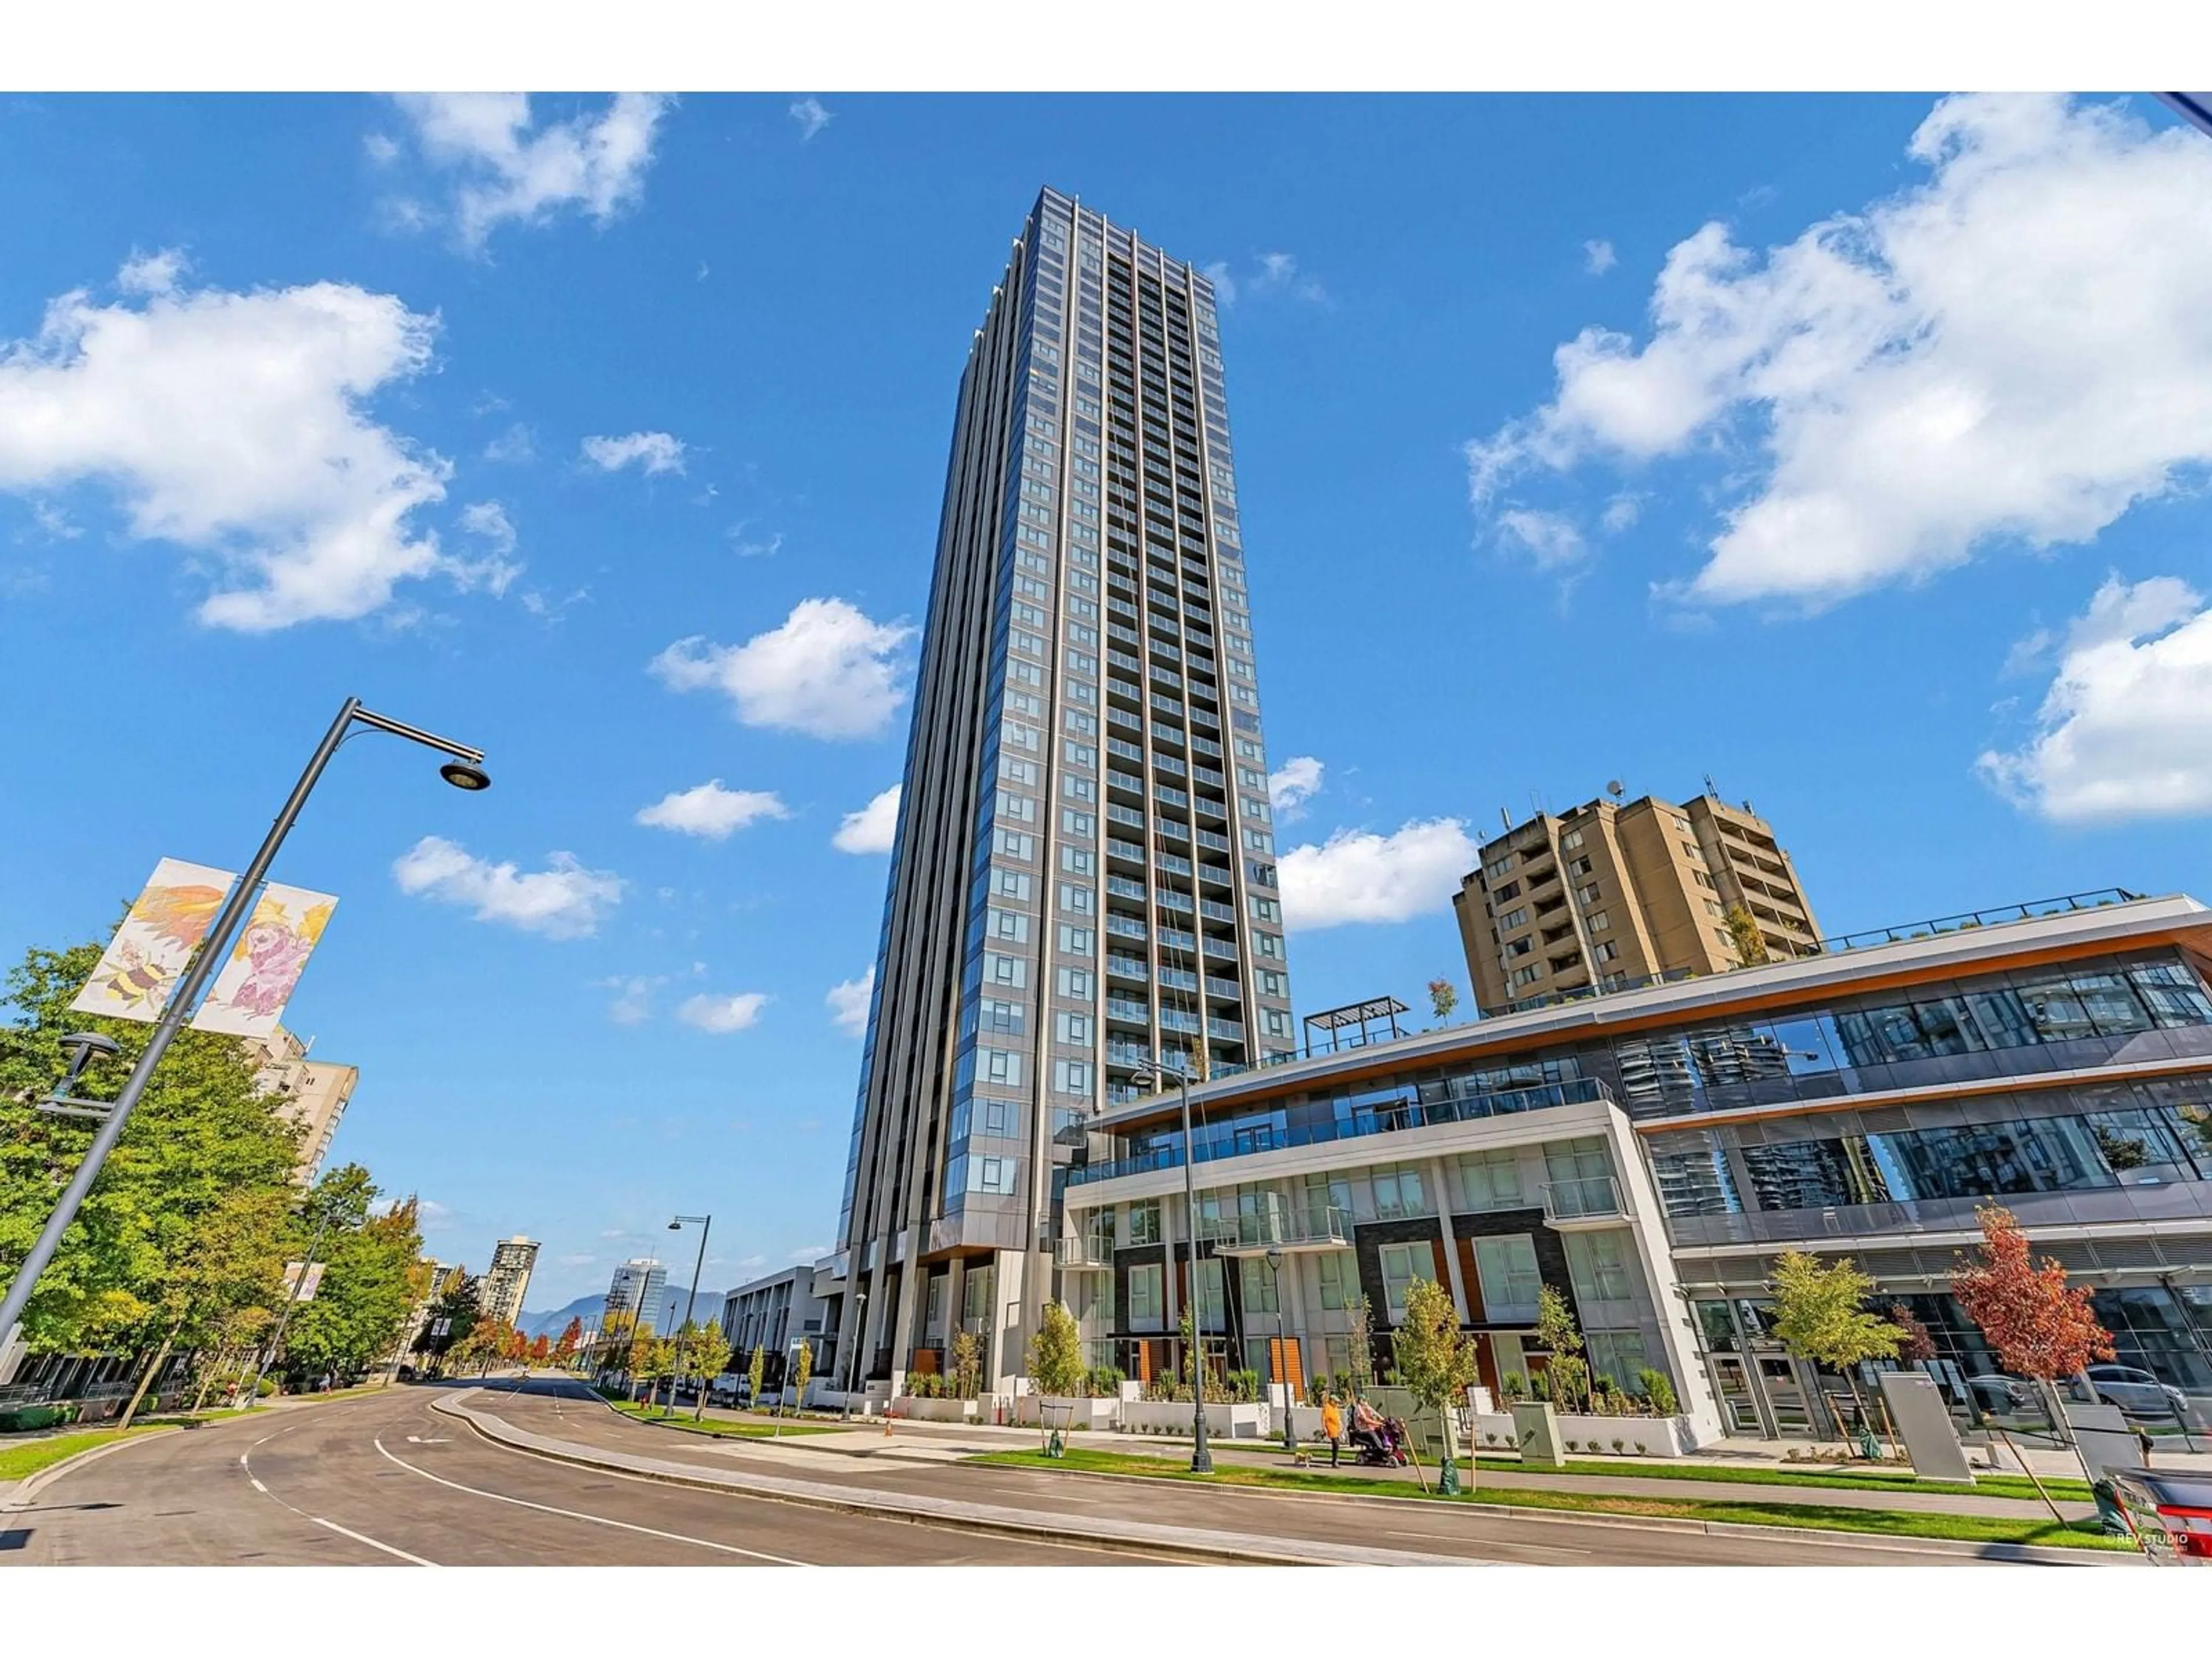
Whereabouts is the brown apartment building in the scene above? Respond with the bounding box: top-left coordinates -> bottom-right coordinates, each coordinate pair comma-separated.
1456,790 -> 1821,1017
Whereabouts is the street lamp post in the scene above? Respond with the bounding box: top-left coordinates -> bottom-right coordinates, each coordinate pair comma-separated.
1130,1052 -> 1211,1474
0,697 -> 489,1352
241,1205 -> 334,1410
1268,1247 -> 1296,1455
666,1214 -> 711,1419
775,1339 -> 806,1438
841,1287 -> 869,1422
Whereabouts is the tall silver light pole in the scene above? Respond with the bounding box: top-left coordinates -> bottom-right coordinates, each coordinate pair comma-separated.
841,1287 -> 869,1421
1132,1052 -> 1211,1474
0,697 -> 490,1350
667,1214 -> 711,1419
242,1206 -> 334,1408
1268,1248 -> 1296,1455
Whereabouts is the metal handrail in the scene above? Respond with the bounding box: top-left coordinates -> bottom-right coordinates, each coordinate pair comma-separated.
1540,1175 -> 1626,1222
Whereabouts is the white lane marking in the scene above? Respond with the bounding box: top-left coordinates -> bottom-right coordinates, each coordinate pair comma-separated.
373,1437 -> 812,1566
241,1442 -> 439,1567
308,1513 -> 440,1567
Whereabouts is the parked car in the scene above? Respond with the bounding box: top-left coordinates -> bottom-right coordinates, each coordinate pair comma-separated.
2081,1364 -> 2192,1422
1965,1373 -> 2040,1416
2109,1468 -> 2212,1563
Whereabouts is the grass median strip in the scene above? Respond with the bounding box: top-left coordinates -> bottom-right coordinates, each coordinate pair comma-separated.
1162,1438 -> 2093,1503
967,1448 -> 2133,1553
609,1403 -> 841,1439
0,1424 -> 176,1482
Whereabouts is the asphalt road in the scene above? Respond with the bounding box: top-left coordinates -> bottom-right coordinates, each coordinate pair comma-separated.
2,1377 -> 2078,1566
0,1382 -> 1142,1566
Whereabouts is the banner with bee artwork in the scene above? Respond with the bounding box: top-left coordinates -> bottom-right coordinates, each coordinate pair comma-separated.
69,858 -> 239,1022
189,881 -> 338,1039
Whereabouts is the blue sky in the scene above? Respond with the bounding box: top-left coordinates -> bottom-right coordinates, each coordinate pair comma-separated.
4,92 -> 2210,1310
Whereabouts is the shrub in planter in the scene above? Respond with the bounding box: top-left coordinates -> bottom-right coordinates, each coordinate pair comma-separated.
1611,1437 -> 1627,1455
1635,1368 -> 1677,1417
0,1404 -> 81,1432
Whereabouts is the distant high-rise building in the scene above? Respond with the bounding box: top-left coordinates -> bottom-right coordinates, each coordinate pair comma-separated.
242,1025 -> 356,1183
480,1237 -> 540,1328
604,1259 -> 668,1334
829,189 -> 1297,1391
1455,790 -> 1821,1016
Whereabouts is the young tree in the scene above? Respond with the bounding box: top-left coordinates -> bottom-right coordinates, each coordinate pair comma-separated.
790,1336 -> 813,1404
282,1177 -> 422,1384
1768,1249 -> 1900,1436
1392,1278 -> 1479,1490
1951,1205 -> 2114,1399
1532,1285 -> 1589,1413
414,1275 -> 483,1374
1426,978 -> 1459,1024
1345,1293 -> 1376,1397
1887,1303 -> 1938,1365
529,1333 -> 552,1366
1026,1300 -> 1086,1397
747,1342 -> 767,1408
1725,904 -> 1770,968
948,1330 -> 983,1400
119,1183 -> 292,1429
674,1318 -> 730,1406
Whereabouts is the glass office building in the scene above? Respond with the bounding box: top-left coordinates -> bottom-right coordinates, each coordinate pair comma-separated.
827,191 -> 1297,1389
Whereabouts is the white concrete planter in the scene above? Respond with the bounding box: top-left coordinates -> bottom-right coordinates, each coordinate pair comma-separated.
1116,1399 -> 1270,1438
1285,1404 -> 1324,1441
1014,1395 -> 1119,1430
891,1395 -> 979,1423
1472,1410 -> 1694,1458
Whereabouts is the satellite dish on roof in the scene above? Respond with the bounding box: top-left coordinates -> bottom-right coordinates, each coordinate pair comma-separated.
1606,779 -> 1626,799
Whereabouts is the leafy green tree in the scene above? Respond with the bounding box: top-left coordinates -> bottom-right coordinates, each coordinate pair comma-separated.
1426,977 -> 1459,1022
1533,1285 -> 1589,1413
1025,1300 -> 1086,1397
118,1182 -> 293,1427
413,1274 -> 482,1373
1725,905 -> 1770,968
1768,1249 -> 1900,1435
1392,1278 -> 1479,1489
747,1341 -> 766,1407
1346,1293 -> 1375,1397
673,1317 -> 730,1404
1,934 -> 302,1355
280,1177 -> 422,1383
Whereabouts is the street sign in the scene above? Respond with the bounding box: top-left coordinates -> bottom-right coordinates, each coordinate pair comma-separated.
430,1317 -> 451,1337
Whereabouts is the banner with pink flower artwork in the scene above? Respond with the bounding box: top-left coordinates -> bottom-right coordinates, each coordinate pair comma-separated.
69,858 -> 240,1022
189,881 -> 338,1039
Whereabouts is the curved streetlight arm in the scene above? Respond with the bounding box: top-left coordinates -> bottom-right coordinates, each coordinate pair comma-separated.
0,696 -> 486,1353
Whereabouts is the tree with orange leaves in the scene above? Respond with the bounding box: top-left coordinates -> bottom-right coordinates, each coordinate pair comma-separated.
1951,1204 -> 2113,1385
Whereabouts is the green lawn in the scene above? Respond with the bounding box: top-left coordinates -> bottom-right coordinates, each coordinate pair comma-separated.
0,1424 -> 176,1482
968,1448 -> 2134,1554
609,1402 -> 842,1439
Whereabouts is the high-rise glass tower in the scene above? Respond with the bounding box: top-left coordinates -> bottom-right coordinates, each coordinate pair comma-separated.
830,190 -> 1296,1390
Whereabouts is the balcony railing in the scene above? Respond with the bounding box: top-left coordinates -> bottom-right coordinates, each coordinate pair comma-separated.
1198,1203 -> 1353,1254
1541,1175 -> 1627,1225
1066,1075 -> 1612,1188
1814,889 -> 2142,955
1052,1236 -> 1115,1271
1664,1177 -> 2212,1251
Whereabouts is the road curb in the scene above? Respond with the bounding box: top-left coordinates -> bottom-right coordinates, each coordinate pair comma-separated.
959,1458 -> 2142,1567
435,1389 -> 1498,1568
2,1428 -> 179,1511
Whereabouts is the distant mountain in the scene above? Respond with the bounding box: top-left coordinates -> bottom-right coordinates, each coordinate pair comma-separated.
518,1287 -> 729,1342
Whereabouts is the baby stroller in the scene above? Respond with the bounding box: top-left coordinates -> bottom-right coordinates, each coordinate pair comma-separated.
1352,1414 -> 1412,1467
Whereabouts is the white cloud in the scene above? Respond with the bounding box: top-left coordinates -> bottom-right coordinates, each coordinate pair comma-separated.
602,974 -> 664,1025
363,132 -> 400,166
678,991 -> 768,1034
1267,756 -> 1324,821
634,779 -> 789,839
787,1243 -> 830,1263
392,835 -> 624,939
581,430 -> 685,476
652,598 -> 915,740
389,93 -> 673,251
556,1252 -> 596,1268
1206,253 -> 1326,306
1978,574 -> 2212,822
832,784 -> 901,853
734,1253 -> 767,1270
1582,238 -> 1618,275
1496,508 -> 1586,569
452,499 -> 521,595
789,97 -> 833,141
1201,262 -> 1237,306
728,521 -> 782,558
483,422 -> 535,464
118,248 -> 188,296
1278,818 -> 1480,931
1600,494 -> 1641,534
827,967 -> 874,1035
1468,94 -> 2212,611
0,261 -> 466,630
31,502 -> 79,539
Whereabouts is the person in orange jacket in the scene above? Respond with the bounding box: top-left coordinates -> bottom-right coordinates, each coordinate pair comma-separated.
1320,1393 -> 1344,1467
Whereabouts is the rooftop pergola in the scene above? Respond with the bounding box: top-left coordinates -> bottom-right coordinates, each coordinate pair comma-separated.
1301,995 -> 1411,1056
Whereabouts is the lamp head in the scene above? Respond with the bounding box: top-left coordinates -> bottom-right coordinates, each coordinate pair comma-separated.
60,1031 -> 122,1067
667,1219 -> 681,1231
440,760 -> 492,793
